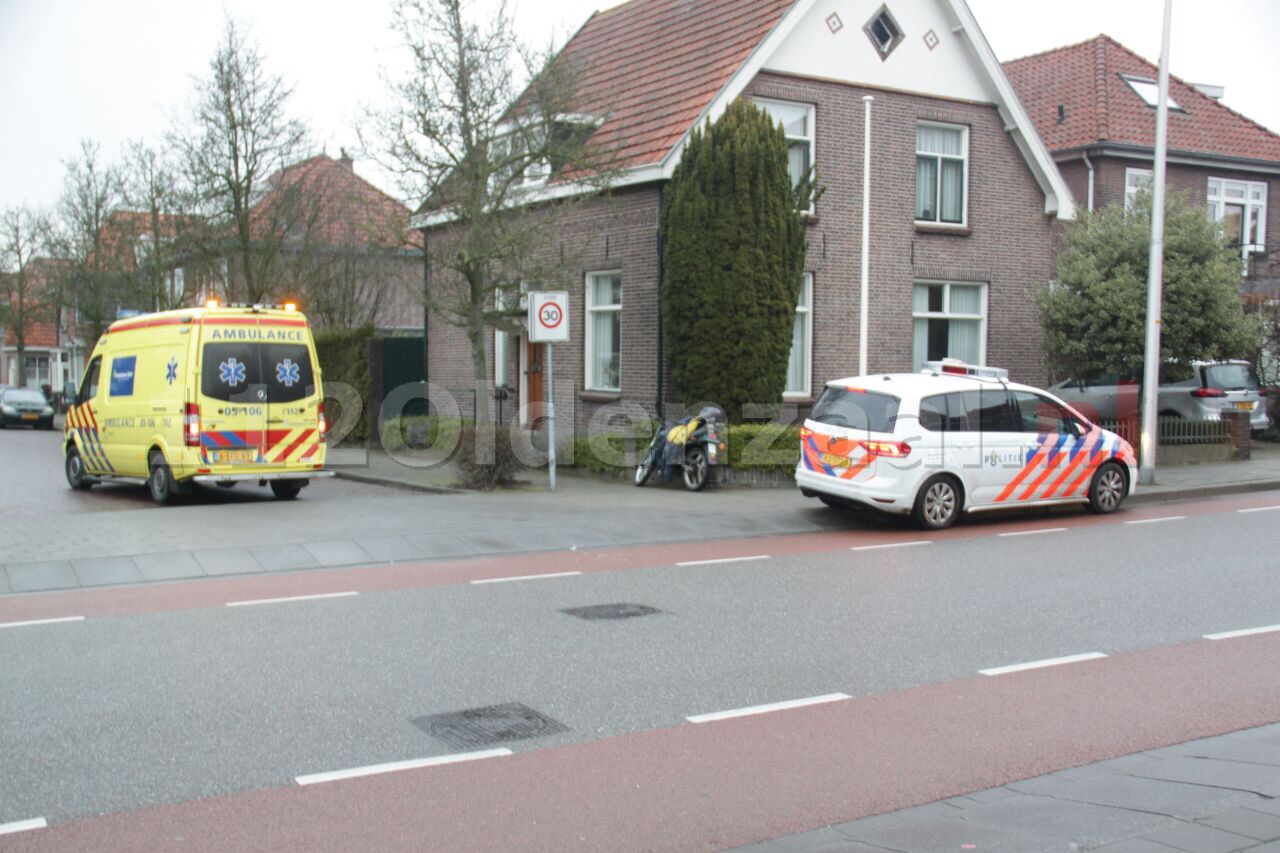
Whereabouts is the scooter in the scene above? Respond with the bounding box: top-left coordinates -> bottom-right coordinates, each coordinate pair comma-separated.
634,406 -> 726,491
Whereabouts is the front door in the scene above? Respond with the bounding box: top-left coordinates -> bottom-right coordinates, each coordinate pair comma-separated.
522,337 -> 545,429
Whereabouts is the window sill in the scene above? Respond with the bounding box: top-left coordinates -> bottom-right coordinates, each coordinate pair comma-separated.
782,394 -> 815,405
914,222 -> 971,236
579,389 -> 622,403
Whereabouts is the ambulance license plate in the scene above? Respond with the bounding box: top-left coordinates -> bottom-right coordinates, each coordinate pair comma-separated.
1235,402 -> 1255,411
820,452 -> 851,468
213,449 -> 257,464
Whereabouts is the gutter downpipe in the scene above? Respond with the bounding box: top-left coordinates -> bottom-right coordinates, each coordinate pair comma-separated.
1081,151 -> 1095,211
655,185 -> 665,422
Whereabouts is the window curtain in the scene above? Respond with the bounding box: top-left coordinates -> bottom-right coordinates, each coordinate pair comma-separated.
917,125 -> 962,155
915,157 -> 937,220
591,310 -> 619,390
912,318 -> 930,371
789,142 -> 810,189
948,285 -> 982,315
940,160 -> 964,223
948,319 -> 981,364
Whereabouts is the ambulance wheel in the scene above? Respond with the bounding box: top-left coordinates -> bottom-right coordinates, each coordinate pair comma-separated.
912,475 -> 961,530
65,447 -> 93,491
270,480 -> 303,500
1087,462 -> 1127,515
148,451 -> 178,506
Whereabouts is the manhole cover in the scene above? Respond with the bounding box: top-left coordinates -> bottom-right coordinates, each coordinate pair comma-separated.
561,602 -> 662,621
412,703 -> 569,749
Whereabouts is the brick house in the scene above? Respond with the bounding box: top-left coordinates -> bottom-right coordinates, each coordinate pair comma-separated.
1004,35 -> 1280,299
414,0 -> 1075,433
0,258 -> 80,392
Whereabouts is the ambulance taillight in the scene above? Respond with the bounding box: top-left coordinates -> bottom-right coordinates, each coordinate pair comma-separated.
317,401 -> 328,443
184,403 -> 201,447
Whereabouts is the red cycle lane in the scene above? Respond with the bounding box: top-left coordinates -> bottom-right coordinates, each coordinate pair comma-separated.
1,490 -> 1277,624
8,632 -> 1280,852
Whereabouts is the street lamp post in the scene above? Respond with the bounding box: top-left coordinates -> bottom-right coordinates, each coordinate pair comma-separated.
1139,0 -> 1173,486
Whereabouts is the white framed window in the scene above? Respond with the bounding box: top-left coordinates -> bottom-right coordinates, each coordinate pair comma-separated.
916,123 -> 968,225
1124,168 -> 1153,213
785,273 -> 814,398
1121,75 -> 1182,111
585,271 -> 622,392
1208,177 -> 1267,263
912,281 -> 986,371
753,98 -> 815,206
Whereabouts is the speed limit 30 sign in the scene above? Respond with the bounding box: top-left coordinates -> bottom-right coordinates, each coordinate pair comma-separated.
528,291 -> 570,343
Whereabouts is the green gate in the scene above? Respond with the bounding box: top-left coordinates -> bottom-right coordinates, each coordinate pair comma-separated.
381,337 -> 427,417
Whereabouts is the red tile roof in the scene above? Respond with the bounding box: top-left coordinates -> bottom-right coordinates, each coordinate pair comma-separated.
1003,35 -> 1280,163
557,0 -> 796,171
255,154 -> 421,250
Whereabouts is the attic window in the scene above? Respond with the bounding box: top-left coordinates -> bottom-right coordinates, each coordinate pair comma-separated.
1121,75 -> 1182,111
864,5 -> 904,60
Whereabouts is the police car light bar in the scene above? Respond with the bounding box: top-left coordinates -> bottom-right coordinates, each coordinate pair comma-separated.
922,359 -> 1009,381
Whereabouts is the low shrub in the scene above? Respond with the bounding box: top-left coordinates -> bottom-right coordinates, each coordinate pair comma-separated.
725,423 -> 802,473
380,416 -> 469,453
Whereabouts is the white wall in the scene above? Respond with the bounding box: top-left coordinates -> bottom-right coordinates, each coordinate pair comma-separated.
763,0 -> 995,104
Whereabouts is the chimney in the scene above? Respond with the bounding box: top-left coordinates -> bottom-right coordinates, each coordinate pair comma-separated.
338,147 -> 354,170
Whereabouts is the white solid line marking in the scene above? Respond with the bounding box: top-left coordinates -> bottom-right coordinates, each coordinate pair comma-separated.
980,652 -> 1107,676
226,591 -> 358,608
1125,515 -> 1186,525
295,748 -> 512,785
996,527 -> 1068,538
0,818 -> 47,836
0,616 -> 85,630
851,540 -> 932,552
1238,505 -> 1280,514
1204,624 -> 1280,641
676,555 -> 770,568
470,571 -> 582,585
687,693 -> 851,724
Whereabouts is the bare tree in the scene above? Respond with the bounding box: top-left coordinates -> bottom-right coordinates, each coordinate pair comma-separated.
49,139 -> 128,341
362,0 -> 616,423
0,206 -> 50,388
122,141 -> 202,311
174,18 -> 309,304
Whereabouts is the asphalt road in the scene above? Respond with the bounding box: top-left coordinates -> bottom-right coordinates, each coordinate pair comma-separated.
2,490 -> 1280,849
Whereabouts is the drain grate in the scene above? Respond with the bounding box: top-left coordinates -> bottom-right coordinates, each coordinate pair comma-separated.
412,703 -> 569,749
561,602 -> 662,621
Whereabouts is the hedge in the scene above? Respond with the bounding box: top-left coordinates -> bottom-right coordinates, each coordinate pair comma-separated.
314,325 -> 376,445
380,415 -> 469,453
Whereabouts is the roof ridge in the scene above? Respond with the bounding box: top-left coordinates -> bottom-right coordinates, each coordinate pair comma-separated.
1002,33 -> 1107,68
1093,35 -> 1109,142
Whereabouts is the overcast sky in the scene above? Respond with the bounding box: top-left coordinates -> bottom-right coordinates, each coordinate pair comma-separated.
1,0 -> 1277,213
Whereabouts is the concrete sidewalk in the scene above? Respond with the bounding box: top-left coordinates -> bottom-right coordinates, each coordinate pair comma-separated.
327,443 -> 1280,504
744,723 -> 1280,852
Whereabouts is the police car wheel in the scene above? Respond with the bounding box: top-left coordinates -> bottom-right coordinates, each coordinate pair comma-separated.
270,480 -> 303,500
912,475 -> 961,530
65,448 -> 92,491
1087,462 -> 1126,515
148,452 -> 177,506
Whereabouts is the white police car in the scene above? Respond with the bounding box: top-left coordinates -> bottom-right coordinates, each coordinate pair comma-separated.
796,360 -> 1138,529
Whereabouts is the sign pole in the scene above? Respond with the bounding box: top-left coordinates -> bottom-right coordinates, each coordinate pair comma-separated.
546,342 -> 556,492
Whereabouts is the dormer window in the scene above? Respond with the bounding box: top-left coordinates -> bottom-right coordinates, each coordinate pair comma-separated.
1121,75 -> 1182,111
864,5 -> 904,60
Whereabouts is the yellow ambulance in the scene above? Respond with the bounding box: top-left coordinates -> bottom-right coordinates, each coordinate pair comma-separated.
64,302 -> 332,504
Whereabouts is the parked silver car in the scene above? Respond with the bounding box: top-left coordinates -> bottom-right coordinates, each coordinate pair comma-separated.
1048,360 -> 1270,431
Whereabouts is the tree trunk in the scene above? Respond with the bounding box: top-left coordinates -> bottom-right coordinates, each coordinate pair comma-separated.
470,326 -> 491,425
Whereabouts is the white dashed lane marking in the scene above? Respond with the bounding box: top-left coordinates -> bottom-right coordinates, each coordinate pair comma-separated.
225,592 -> 358,607
470,572 -> 582,585
0,616 -> 85,630
295,748 -> 513,785
996,528 -> 1067,538
676,555 -> 770,568
687,693 -> 851,723
1203,624 -> 1280,641
979,652 -> 1108,676
0,818 -> 47,836
851,541 -> 932,552
1238,505 -> 1280,514
1125,515 -> 1186,525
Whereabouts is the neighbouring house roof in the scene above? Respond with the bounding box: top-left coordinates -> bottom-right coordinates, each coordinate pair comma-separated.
255,154 -> 422,251
1003,34 -> 1280,164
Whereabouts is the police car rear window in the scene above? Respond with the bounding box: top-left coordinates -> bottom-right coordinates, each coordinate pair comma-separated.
202,343 -> 314,403
811,387 -> 899,433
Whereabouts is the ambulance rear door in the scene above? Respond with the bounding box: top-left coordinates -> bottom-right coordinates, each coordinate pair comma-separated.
197,319 -> 270,468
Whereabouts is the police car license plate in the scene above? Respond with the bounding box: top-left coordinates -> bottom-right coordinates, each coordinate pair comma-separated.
820,452 -> 851,468
21,414 -> 37,420
213,449 -> 257,464
1235,402 -> 1255,411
